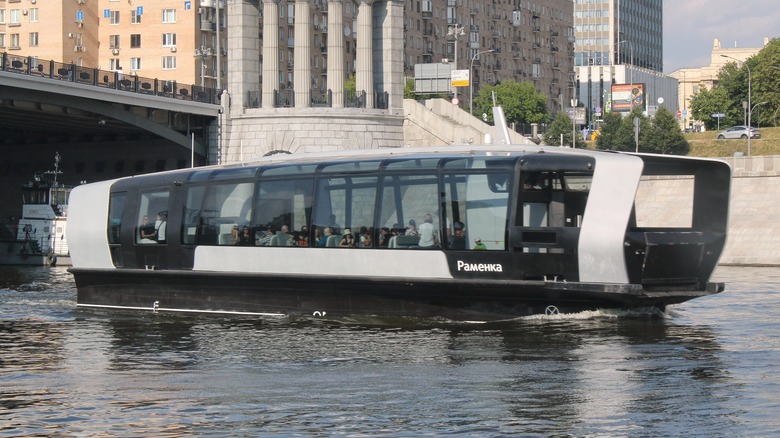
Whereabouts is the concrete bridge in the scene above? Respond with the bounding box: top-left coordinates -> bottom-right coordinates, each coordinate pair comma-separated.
0,52 -> 221,160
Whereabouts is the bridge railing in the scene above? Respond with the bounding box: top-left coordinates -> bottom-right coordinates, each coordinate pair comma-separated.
1,52 -> 220,105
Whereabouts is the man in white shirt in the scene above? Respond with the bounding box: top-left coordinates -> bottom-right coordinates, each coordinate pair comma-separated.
418,213 -> 437,248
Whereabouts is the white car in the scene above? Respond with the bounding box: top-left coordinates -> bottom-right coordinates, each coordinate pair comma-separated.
717,125 -> 761,139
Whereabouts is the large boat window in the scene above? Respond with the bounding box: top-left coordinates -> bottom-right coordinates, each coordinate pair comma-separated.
320,161 -> 382,174
378,175 -> 440,249
136,190 -> 170,244
383,158 -> 440,171
260,164 -> 318,177
633,176 -> 693,228
253,178 -> 314,247
443,171 -> 510,251
182,185 -> 205,245
196,182 -> 254,245
108,192 -> 126,245
518,171 -> 592,229
108,191 -> 126,267
312,176 -> 378,248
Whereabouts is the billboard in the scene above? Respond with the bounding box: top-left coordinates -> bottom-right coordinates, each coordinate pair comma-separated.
414,63 -> 455,94
611,83 -> 645,112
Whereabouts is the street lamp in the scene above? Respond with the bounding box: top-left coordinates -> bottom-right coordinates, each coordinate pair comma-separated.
447,25 -> 466,104
721,54 -> 752,156
194,46 -> 213,87
571,98 -> 578,148
469,49 -> 493,116
618,39 -> 634,108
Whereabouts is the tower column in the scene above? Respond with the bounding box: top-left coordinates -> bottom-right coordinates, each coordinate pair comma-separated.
356,0 -> 374,108
327,0 -> 345,108
294,0 -> 312,107
262,0 -> 280,108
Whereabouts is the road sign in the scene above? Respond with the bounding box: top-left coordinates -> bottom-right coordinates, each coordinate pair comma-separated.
676,109 -> 682,117
452,97 -> 459,105
711,113 -> 726,118
451,70 -> 469,87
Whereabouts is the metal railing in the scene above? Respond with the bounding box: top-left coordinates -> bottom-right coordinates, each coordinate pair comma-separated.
1,52 -> 220,105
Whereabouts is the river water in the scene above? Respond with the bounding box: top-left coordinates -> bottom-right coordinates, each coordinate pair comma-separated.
1,266 -> 779,436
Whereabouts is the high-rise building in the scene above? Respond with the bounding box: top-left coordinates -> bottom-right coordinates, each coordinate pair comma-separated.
574,0 -> 662,71
572,0 -> 675,130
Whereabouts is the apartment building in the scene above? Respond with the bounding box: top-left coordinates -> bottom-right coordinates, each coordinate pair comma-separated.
98,0 -> 225,88
0,0 -> 224,87
0,0 -> 99,67
1,0 -> 572,112
402,0 -> 575,113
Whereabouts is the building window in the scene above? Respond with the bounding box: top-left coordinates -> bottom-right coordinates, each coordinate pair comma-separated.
29,32 -> 38,47
10,9 -> 20,24
0,34 -> 5,48
131,10 -> 141,24
162,33 -> 176,47
109,35 -> 120,49
162,9 -> 176,23
109,58 -> 120,70
130,34 -> 141,48
162,56 -> 176,70
110,11 -> 120,25
0,10 -> 6,24
131,57 -> 141,70
10,33 -> 20,49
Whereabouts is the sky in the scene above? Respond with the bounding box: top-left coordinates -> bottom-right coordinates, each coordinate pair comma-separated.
662,0 -> 780,73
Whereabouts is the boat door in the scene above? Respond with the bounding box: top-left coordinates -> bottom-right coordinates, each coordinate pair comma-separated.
509,155 -> 594,281
130,188 -> 172,270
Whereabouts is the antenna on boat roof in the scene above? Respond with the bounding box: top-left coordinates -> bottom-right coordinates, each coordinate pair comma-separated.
490,91 -> 512,145
44,152 -> 62,187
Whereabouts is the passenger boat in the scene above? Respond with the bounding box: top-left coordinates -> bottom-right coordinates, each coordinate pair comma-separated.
0,153 -> 71,266
67,144 -> 731,320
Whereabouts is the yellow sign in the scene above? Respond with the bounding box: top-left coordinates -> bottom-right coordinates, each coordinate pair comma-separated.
451,69 -> 470,87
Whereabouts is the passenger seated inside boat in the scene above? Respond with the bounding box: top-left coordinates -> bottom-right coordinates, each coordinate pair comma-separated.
339,229 -> 356,248
138,215 -> 156,243
317,227 -> 332,247
271,225 -> 293,246
360,228 -> 373,248
296,226 -> 309,246
405,219 -> 418,236
448,221 -> 466,250
256,228 -> 274,246
239,226 -> 253,246
523,172 -> 548,190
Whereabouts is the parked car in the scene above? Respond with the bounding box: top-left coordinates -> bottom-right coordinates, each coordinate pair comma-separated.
717,125 -> 761,139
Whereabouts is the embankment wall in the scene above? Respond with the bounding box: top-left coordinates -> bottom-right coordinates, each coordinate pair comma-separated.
639,156 -> 780,266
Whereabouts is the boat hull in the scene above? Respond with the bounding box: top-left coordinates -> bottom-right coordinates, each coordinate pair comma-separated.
0,240 -> 56,266
71,268 -> 723,320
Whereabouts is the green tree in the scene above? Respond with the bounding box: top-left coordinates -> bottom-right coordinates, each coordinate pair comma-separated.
596,109 -> 649,152
542,112 -> 585,148
472,80 -> 548,125
345,74 -> 356,94
645,107 -> 690,155
689,85 -> 736,130
404,78 -> 416,99
595,111 -> 623,150
750,38 -> 780,126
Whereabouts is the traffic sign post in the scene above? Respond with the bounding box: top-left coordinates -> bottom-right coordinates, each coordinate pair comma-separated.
711,113 -> 726,131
